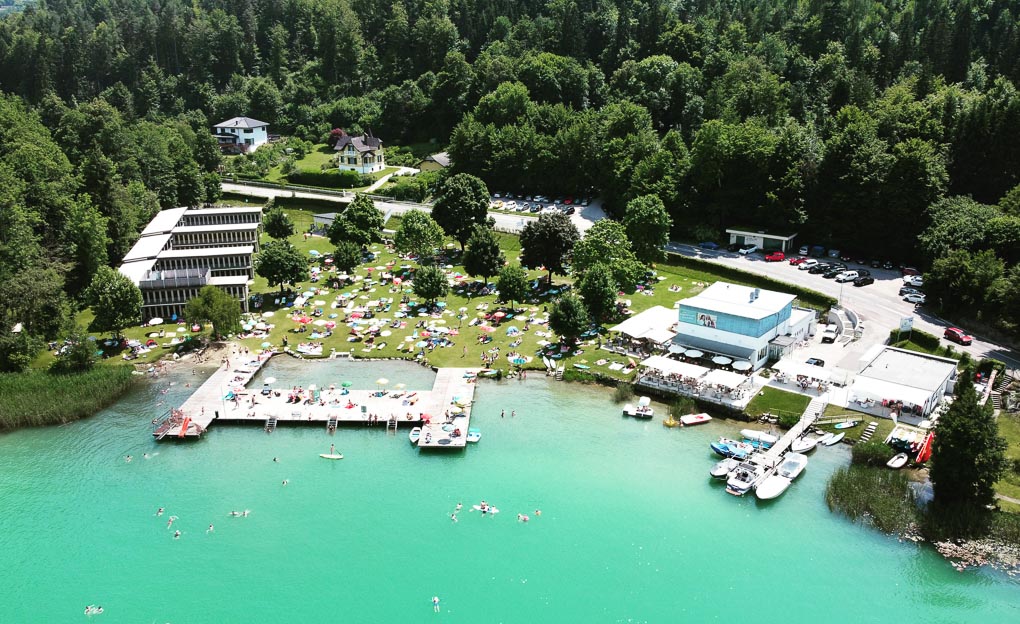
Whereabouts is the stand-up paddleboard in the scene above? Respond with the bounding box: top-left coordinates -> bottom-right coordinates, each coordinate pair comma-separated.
472,505 -> 499,514
319,453 -> 344,460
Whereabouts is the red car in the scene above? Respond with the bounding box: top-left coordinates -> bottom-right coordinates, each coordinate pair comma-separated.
944,327 -> 973,345
789,257 -> 808,266
764,251 -> 786,262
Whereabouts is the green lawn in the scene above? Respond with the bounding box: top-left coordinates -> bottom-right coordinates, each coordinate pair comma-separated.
817,404 -> 896,442
264,143 -> 399,189
997,412 -> 1020,506
745,387 -> 811,419
889,339 -> 963,360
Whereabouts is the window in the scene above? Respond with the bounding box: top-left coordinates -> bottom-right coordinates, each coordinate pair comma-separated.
244,128 -> 253,134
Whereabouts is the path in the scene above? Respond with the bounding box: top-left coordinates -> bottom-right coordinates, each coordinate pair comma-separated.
362,167 -> 419,193
762,397 -> 827,462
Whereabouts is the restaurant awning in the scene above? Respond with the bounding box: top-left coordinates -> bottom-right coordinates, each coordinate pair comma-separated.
703,369 -> 750,389
610,306 -> 678,344
850,376 -> 934,409
639,355 -> 710,379
772,359 -> 831,381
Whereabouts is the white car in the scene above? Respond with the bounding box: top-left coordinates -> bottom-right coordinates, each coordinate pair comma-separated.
798,259 -> 818,270
738,244 -> 759,256
835,270 -> 858,283
903,275 -> 924,287
503,201 -> 517,210
903,292 -> 926,304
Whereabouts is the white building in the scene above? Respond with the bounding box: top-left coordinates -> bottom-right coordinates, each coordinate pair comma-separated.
119,206 -> 263,321
333,130 -> 385,174
213,116 -> 269,153
673,282 -> 816,370
848,346 -> 958,421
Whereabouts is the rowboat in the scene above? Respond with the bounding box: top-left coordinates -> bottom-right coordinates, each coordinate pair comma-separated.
887,453 -> 909,469
409,427 -> 421,444
834,420 -> 860,430
822,432 -> 845,446
680,413 -> 712,426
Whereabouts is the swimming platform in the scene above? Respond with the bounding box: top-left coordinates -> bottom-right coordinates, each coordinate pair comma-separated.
152,353 -> 480,449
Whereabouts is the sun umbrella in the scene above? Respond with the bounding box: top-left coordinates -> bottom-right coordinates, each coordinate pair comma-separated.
375,378 -> 389,386
685,349 -> 704,359
511,356 -> 527,365
393,277 -> 402,285
341,381 -> 352,388
313,319 -> 327,326
261,310 -> 274,317
712,356 -> 733,366
394,383 -> 406,390
448,405 -> 463,414
732,361 -> 752,371
309,250 -> 320,256
148,317 -> 164,326
459,307 -> 468,312
325,321 -> 337,329
381,330 -> 392,337
297,316 -> 312,324
314,300 -> 326,305
261,341 -> 272,348
415,341 -> 428,348
255,322 -> 267,330
265,377 -> 277,385
492,311 -> 506,318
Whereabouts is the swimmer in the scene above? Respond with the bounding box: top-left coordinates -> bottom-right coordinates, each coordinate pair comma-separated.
535,509 -> 541,516
167,515 -> 178,528
455,503 -> 463,512
282,479 -> 289,486
124,455 -> 132,463
207,524 -> 214,533
173,530 -> 181,539
518,514 -> 529,522
156,507 -> 165,517
432,596 -> 441,613
450,513 -> 457,522
242,509 -> 250,517
143,453 -> 150,459
273,457 -> 279,463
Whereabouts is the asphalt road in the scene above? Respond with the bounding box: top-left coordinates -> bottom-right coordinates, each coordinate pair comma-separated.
665,244 -> 1020,371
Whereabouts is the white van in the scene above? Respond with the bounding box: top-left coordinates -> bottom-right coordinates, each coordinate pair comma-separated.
821,324 -> 839,344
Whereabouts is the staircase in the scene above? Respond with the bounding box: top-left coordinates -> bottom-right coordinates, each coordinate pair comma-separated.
804,398 -> 827,422
387,417 -> 398,433
859,421 -> 879,443
555,366 -> 564,380
264,416 -> 277,433
327,415 -> 338,433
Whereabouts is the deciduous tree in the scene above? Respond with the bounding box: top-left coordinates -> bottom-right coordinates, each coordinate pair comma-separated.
327,194 -> 383,248
332,240 -> 362,275
395,210 -> 444,264
623,195 -> 672,264
497,264 -> 529,312
412,264 -> 449,305
184,285 -> 242,338
263,200 -> 295,240
84,266 -> 142,337
432,173 -> 490,249
571,219 -> 645,290
578,262 -> 616,323
520,212 -> 579,283
462,225 -> 504,282
255,240 -> 306,293
549,293 -> 589,344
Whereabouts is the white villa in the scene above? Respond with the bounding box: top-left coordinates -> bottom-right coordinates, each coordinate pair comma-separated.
333,130 -> 385,173
213,116 -> 269,153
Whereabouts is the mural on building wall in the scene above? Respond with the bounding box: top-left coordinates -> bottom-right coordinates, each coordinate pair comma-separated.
696,313 -> 717,328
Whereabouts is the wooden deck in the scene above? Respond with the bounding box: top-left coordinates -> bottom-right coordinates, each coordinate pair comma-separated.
761,397 -> 827,462
157,355 -> 480,450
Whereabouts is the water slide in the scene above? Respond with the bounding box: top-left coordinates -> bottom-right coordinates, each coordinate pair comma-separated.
178,416 -> 191,438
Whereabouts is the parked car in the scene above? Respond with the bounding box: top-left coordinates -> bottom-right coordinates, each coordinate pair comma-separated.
806,358 -> 825,367
853,276 -> 874,286
738,244 -> 759,255
882,261 -> 895,270
564,206 -> 576,215
798,245 -> 810,255
944,327 -> 973,345
899,285 -> 923,296
765,251 -> 785,262
727,243 -> 743,252
822,266 -> 846,278
870,259 -> 882,268
699,241 -> 720,250
529,204 -> 541,213
809,262 -> 832,274
901,266 -> 922,276
903,292 -> 926,304
799,259 -> 819,270
821,325 -> 839,343
810,245 -> 826,257
827,249 -> 841,259
903,275 -> 924,287
834,270 -> 859,283
789,257 -> 808,266
840,252 -> 853,262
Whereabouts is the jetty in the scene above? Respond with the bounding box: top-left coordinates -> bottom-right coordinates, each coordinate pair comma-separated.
154,355 -> 481,449
761,397 -> 827,462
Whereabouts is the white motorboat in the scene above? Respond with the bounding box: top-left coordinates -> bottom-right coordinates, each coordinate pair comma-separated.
710,457 -> 739,479
466,428 -> 481,443
680,413 -> 712,426
822,432 -> 845,446
408,427 -> 421,444
887,453 -> 909,469
816,432 -> 835,445
623,396 -> 654,419
740,429 -> 779,446
790,435 -> 818,453
726,457 -> 773,496
755,453 -> 808,500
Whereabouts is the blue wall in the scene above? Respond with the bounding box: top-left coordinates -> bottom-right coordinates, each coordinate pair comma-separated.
679,304 -> 791,338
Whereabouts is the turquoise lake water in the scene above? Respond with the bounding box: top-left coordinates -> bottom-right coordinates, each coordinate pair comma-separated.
0,359 -> 1017,623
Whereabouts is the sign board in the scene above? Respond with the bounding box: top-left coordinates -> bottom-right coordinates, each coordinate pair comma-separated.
696,313 -> 718,329
899,317 -> 914,333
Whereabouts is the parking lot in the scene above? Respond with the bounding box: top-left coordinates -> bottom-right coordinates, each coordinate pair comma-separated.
488,192 -> 605,234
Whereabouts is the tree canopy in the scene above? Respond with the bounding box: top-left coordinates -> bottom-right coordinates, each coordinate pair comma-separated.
497,264 -> 529,312
411,265 -> 449,306
462,225 -> 505,282
431,173 -> 491,250
395,210 -> 445,264
183,285 -> 242,339
328,194 -> 383,248
84,266 -> 142,337
623,195 -> 672,264
549,294 -> 590,344
255,240 -> 306,292
263,200 -> 295,240
520,213 -> 579,283
331,240 -> 362,275
578,263 -> 617,323
571,219 -> 645,290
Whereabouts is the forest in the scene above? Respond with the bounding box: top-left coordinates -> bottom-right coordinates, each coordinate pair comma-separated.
1,0 -> 1020,370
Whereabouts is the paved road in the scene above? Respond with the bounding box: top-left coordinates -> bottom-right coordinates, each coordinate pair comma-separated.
666,243 -> 1020,370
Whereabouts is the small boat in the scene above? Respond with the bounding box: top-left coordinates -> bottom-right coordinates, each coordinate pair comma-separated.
755,453 -> 809,500
680,413 -> 712,426
710,457 -> 740,479
834,420 -> 860,430
816,432 -> 835,445
740,429 -> 779,446
466,428 -> 481,443
822,432 -> 845,446
726,457 -> 773,496
409,427 -> 422,444
319,453 -> 344,460
662,416 -> 680,428
623,396 -> 654,419
710,437 -> 756,459
790,435 -> 818,453
887,452 -> 909,469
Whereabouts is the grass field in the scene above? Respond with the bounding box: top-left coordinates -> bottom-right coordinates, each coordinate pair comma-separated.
744,386 -> 811,419
264,143 -> 398,189
996,412 -> 1020,506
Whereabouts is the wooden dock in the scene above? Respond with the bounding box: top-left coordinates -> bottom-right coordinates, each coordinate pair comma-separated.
156,355 -> 481,450
761,397 -> 827,462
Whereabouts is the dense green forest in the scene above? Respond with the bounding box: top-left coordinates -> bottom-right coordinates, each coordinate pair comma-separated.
2,0 -> 1020,371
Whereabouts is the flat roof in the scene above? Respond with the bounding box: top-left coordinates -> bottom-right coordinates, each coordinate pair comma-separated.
140,208 -> 187,236
209,275 -> 252,286
118,258 -> 157,284
611,306 -> 677,342
640,355 -> 709,379
159,245 -> 254,258
183,207 -> 263,216
121,233 -> 172,262
726,227 -> 798,241
172,223 -> 261,233
857,347 -> 957,392
680,282 -> 795,320
704,369 -> 750,389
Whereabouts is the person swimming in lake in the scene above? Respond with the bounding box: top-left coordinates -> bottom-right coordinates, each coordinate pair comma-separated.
207,524 -> 214,533
173,530 -> 181,539
432,596 -> 440,612
282,479 -> 289,486
167,515 -> 178,529
450,513 -> 457,523
124,455 -> 132,463
156,507 -> 164,517
455,503 -> 463,512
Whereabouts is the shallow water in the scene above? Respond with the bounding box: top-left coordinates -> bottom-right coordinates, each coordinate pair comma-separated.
0,361 -> 1016,622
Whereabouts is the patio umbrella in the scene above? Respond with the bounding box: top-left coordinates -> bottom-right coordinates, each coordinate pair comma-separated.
381,330 -> 392,337
341,381 -> 352,388
492,311 -> 506,319
511,356 -> 527,365
684,349 -> 704,359
148,317 -> 164,326
732,361 -> 753,371
297,316 -> 312,324
314,300 -> 326,305
262,311 -> 275,317
309,250 -> 320,256
375,378 -> 389,386
313,319 -> 327,326
325,321 -> 337,329
415,341 -> 428,348
261,341 -> 272,348
264,377 -> 277,385
393,277 -> 402,285
459,307 -> 468,312
394,383 -> 406,390
712,356 -> 733,366
255,322 -> 267,330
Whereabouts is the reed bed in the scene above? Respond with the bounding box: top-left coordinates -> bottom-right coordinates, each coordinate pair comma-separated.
0,366 -> 136,429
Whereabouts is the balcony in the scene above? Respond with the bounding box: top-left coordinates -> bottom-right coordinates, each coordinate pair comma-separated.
139,268 -> 210,290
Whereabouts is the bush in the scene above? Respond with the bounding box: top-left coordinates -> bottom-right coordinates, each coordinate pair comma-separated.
286,169 -> 367,189
613,382 -> 634,403
0,366 -> 136,429
562,369 -> 595,383
851,440 -> 894,466
887,327 -> 941,351
386,176 -> 429,202
669,396 -> 696,417
778,412 -> 800,428
826,465 -> 917,534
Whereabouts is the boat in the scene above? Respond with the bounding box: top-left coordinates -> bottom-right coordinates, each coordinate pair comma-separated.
623,396 -> 654,419
710,457 -> 740,479
662,416 -> 680,428
755,453 -> 809,500
740,429 -> 779,446
710,437 -> 757,459
834,420 -> 860,430
822,432 -> 845,446
726,457 -> 773,496
319,453 -> 344,460
790,435 -> 818,453
887,453 -> 909,469
466,428 -> 481,443
915,432 -> 934,463
543,356 -> 554,369
816,432 -> 835,445
680,413 -> 712,426
408,427 -> 421,444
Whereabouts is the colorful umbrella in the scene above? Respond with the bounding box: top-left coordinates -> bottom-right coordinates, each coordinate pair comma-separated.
375,378 -> 389,386
341,381 -> 352,388
261,342 -> 272,348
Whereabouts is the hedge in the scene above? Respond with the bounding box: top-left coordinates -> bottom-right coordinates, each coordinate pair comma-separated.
286,169 -> 368,189
887,327 -> 942,351
664,253 -> 837,311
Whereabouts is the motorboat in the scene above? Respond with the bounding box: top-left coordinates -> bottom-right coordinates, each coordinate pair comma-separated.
740,429 -> 779,447
816,432 -> 835,445
822,432 -> 845,446
887,452 -> 909,469
726,457 -> 773,496
710,437 -> 756,459
680,413 -> 712,426
710,457 -> 739,479
790,435 -> 818,453
408,427 -> 422,444
623,396 -> 654,419
466,428 -> 481,443
755,453 -> 809,500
